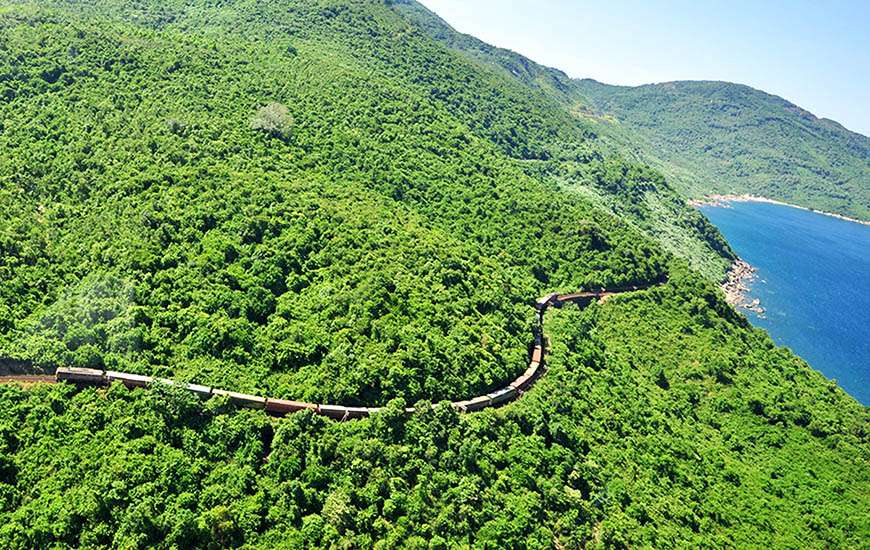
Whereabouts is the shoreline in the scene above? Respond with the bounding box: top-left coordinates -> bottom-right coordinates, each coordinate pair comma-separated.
722,259 -> 765,317
688,194 -> 870,227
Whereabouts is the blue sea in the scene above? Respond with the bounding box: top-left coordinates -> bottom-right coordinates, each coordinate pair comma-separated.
700,201 -> 870,405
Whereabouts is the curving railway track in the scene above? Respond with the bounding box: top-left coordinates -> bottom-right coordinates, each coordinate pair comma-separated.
4,284 -> 659,420
0,374 -> 56,384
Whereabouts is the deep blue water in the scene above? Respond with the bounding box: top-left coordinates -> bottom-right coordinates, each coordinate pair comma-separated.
700,201 -> 870,405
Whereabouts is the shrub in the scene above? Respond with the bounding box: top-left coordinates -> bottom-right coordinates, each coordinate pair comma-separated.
165,117 -> 186,135
250,102 -> 293,140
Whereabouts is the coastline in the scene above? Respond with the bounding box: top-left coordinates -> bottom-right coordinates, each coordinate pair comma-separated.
688,194 -> 870,227
721,259 -> 765,316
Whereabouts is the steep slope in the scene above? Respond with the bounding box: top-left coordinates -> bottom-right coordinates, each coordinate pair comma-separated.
0,0 -> 734,402
0,1 -> 866,548
575,79 -> 870,220
398,2 -> 870,222
0,2 -> 680,405
392,1 -> 738,274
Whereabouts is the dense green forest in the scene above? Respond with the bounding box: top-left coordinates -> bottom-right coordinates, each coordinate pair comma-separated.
0,0 -> 866,547
0,0 -> 725,402
574,79 -> 870,221
397,2 -> 870,222
0,272 -> 866,548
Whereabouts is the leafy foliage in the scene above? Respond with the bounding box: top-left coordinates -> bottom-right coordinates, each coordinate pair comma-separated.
0,1 -> 675,404
0,1 -> 865,548
573,80 -> 870,221
250,103 -> 293,141
0,274 -> 865,548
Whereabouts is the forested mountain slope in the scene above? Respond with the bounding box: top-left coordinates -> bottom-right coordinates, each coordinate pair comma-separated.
0,1 -> 866,547
398,2 -> 870,222
575,79 -> 870,221
0,1 -> 665,404
0,0 -> 730,401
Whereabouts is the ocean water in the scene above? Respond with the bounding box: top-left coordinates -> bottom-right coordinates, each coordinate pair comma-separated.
700,201 -> 870,405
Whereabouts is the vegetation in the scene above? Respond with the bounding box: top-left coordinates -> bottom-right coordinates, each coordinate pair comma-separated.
0,272 -> 866,548
0,0 -> 713,404
397,2 -> 870,221
574,79 -> 870,221
0,0 -> 866,547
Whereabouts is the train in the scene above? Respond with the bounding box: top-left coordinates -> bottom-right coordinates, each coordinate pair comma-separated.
54,287 -> 587,420
54,341 -> 544,419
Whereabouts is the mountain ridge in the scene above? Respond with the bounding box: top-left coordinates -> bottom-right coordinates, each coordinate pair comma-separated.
398,2 -> 870,221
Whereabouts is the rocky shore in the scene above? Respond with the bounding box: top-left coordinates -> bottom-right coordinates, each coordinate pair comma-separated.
722,259 -> 765,316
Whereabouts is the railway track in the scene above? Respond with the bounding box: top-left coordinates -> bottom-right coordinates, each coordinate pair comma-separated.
0,374 -> 56,384
3,284 -> 660,420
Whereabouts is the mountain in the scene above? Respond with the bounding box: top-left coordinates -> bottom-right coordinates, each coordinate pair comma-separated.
397,2 -> 870,222
0,0 -> 732,401
0,1 -> 866,548
575,79 -> 870,220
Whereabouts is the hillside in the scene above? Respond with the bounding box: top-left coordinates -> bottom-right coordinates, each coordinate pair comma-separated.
0,1 -> 866,548
397,2 -> 870,222
575,79 -> 870,221
0,0 -> 729,401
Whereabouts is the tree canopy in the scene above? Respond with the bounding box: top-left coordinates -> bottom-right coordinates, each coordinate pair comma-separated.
0,1 -> 865,547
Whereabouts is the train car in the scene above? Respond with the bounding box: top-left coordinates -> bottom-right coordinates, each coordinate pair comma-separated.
488,387 -> 517,406
535,293 -> 559,311
155,378 -> 212,399
319,404 -> 351,420
212,389 -> 266,409
264,398 -> 317,415
510,373 -> 532,392
530,346 -> 543,364
344,407 -> 372,419
186,383 -> 213,399
56,367 -> 105,385
106,370 -> 153,388
464,395 -> 491,412
451,400 -> 472,412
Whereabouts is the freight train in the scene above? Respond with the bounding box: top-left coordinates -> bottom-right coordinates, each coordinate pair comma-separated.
55,285 -> 650,420
54,337 -> 543,420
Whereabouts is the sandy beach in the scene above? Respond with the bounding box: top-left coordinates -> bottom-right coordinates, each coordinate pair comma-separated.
689,194 -> 870,227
